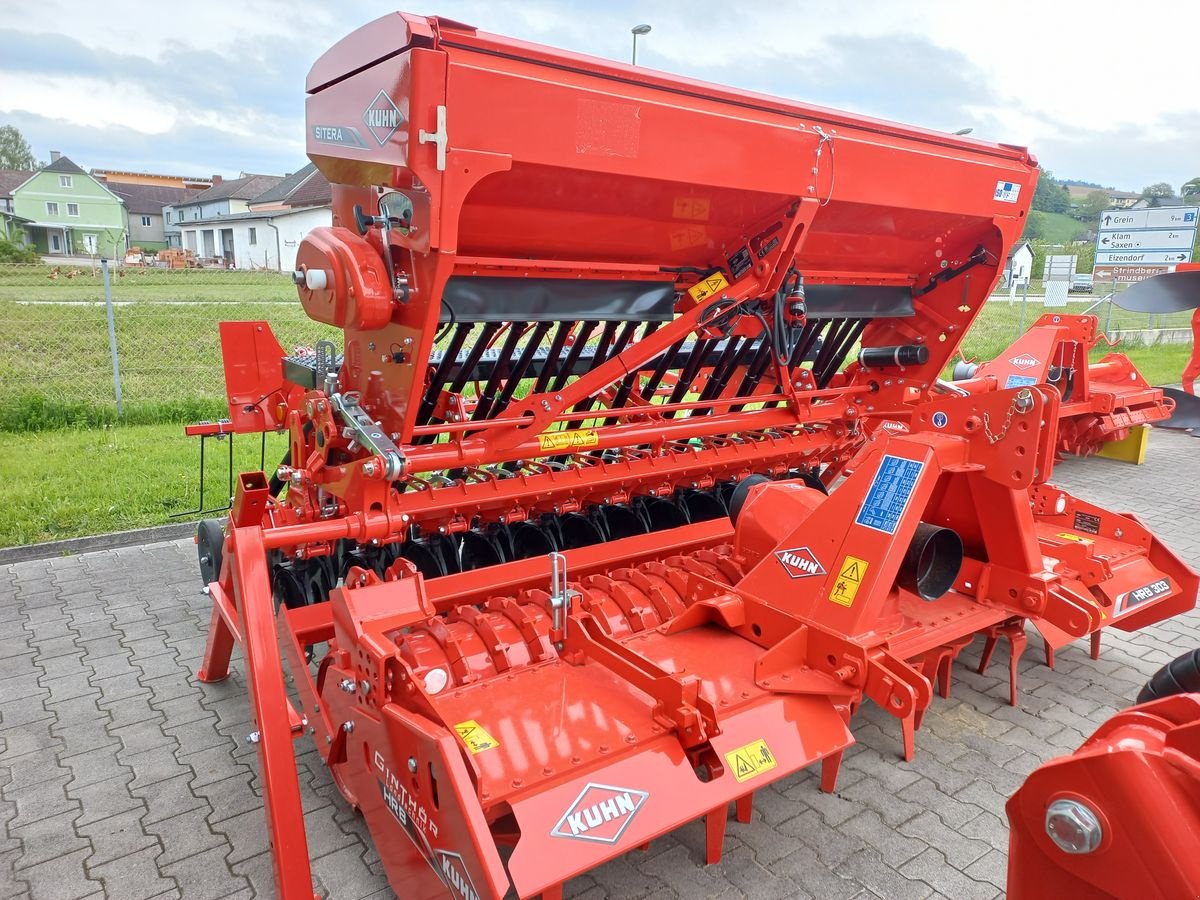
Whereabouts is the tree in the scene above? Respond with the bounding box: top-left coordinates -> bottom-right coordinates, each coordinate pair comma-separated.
1142,182 -> 1175,207
1033,169 -> 1070,214
0,236 -> 38,263
0,125 -> 37,170
1022,211 -> 1045,240
1080,190 -> 1110,220
1182,177 -> 1200,200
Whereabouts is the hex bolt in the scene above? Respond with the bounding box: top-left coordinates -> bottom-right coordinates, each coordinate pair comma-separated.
339,678 -> 356,693
1045,799 -> 1102,854
342,721 -> 355,733
407,757 -> 418,774
245,731 -> 261,744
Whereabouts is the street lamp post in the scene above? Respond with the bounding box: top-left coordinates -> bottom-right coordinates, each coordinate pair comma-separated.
631,24 -> 651,64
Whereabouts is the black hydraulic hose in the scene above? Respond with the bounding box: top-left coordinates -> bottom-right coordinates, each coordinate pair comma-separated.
611,321 -> 661,411
416,322 -> 475,428
472,322 -> 528,422
550,321 -> 598,393
815,318 -> 867,388
531,321 -> 574,395
1137,648 -> 1200,704
492,321 -> 553,417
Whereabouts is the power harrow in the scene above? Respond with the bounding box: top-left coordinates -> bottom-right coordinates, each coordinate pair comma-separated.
945,313 -> 1174,458
194,12 -> 1198,898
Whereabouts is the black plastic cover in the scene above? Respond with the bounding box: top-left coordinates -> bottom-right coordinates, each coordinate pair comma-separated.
804,285 -> 914,319
441,276 -> 676,322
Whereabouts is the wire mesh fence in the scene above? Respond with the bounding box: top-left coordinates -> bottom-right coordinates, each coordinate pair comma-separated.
0,262 -> 1193,432
0,262 -> 339,430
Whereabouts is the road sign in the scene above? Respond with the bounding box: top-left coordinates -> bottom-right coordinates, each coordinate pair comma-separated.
1096,250 -> 1191,265
1098,207 -> 1198,230
1097,205 -> 1196,266
1043,254 -> 1077,279
1093,264 -> 1173,284
1098,229 -> 1195,251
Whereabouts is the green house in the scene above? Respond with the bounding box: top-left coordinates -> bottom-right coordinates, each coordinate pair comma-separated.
11,154 -> 127,258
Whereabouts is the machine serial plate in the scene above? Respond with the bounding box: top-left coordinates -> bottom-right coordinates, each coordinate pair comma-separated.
855,455 -> 924,535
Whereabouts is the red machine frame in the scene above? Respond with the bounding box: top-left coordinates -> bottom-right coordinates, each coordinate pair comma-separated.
195,12 -> 1198,899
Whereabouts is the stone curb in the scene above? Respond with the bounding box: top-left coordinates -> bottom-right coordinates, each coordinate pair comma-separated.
0,521 -> 198,565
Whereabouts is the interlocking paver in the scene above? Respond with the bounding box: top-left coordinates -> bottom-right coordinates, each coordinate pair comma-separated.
1,428 -> 1198,898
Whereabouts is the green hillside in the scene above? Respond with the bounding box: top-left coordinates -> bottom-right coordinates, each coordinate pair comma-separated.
1023,210 -> 1087,243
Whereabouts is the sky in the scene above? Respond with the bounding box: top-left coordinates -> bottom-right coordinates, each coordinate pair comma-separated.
2,0 -> 1198,193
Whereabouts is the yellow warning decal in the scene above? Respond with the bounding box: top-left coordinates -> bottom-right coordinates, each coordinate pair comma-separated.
725,738 -> 777,784
537,428 -> 599,453
829,555 -> 869,608
687,271 -> 729,302
454,720 -> 499,754
1057,532 -> 1092,544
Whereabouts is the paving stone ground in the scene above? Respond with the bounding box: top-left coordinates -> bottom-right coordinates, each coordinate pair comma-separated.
2,429 -> 1198,899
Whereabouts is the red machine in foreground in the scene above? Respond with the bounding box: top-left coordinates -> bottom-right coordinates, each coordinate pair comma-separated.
1007,653 -> 1200,899
196,13 -> 1198,899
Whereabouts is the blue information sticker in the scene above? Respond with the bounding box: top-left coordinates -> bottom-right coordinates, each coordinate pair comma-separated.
855,455 -> 924,535
1004,374 -> 1038,389
931,411 -> 948,428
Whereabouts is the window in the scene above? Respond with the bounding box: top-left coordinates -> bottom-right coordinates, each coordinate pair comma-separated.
165,211 -> 172,223
83,234 -> 98,254
193,210 -> 199,220
45,201 -> 59,216
59,175 -> 72,188
248,227 -> 257,245
141,215 -> 152,227
67,203 -> 79,217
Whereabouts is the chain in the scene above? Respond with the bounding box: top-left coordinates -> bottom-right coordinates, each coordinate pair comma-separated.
983,388 -> 1034,445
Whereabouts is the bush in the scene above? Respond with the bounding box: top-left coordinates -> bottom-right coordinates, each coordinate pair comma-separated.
0,237 -> 38,264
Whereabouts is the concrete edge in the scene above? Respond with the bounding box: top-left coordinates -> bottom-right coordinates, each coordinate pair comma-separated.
0,522 -> 199,565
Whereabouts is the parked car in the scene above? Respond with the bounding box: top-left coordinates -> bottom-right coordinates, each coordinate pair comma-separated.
1069,273 -> 1094,293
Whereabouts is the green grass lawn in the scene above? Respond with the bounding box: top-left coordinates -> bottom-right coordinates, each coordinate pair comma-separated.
0,424 -> 290,546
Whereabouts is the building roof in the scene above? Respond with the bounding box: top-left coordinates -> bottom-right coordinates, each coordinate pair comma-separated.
282,169 -> 331,208
246,162 -> 331,208
92,169 -> 212,186
0,169 -> 34,199
107,182 -> 200,215
185,173 -> 283,204
43,156 -> 88,176
1005,240 -> 1032,262
250,164 -> 317,205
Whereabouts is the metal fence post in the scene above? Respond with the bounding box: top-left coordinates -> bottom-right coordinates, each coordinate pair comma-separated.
1018,279 -> 1028,335
102,258 -> 124,417
1105,278 -> 1114,334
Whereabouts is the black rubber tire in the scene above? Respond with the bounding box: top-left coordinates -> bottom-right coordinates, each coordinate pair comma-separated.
196,519 -> 225,586
1137,648 -> 1200,704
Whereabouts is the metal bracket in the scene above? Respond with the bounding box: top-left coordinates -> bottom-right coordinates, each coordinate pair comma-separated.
331,391 -> 406,479
419,105 -> 448,172
549,551 -> 580,643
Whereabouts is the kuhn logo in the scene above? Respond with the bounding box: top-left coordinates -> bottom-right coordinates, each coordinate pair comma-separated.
774,547 -> 827,579
1009,354 -> 1040,370
363,90 -> 403,145
435,850 -> 479,900
550,783 -> 648,844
